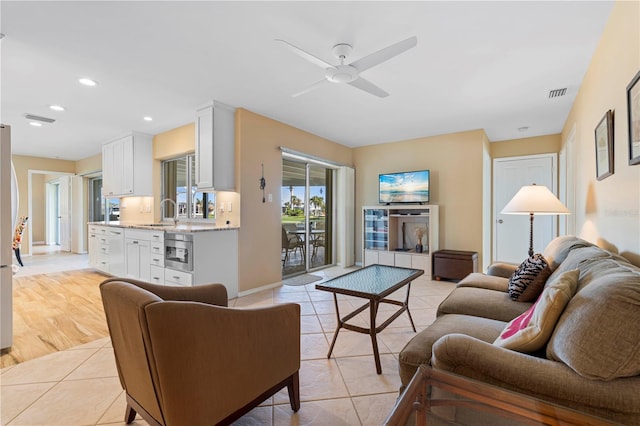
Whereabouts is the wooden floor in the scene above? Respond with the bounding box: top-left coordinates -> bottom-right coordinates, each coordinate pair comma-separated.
1,269 -> 110,368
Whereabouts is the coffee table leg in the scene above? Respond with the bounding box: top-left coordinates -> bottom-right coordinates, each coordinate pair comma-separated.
327,293 -> 342,359
369,300 -> 383,374
405,282 -> 417,332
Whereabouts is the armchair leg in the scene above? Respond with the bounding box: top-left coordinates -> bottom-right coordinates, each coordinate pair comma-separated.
124,403 -> 137,424
287,371 -> 300,412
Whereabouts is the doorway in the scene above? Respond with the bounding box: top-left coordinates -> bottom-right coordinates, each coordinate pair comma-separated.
493,154 -> 558,264
281,157 -> 334,277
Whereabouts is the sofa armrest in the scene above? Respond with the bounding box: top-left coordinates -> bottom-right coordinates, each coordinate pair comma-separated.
431,333 -> 640,419
486,262 -> 518,278
144,301 -> 300,425
102,277 -> 228,307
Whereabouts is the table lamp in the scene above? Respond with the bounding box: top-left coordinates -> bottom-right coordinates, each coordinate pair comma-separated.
501,184 -> 570,257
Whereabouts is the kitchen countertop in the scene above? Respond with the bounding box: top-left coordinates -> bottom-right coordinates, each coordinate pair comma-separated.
88,221 -> 239,232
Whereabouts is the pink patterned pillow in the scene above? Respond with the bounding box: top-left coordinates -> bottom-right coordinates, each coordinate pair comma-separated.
494,269 -> 579,352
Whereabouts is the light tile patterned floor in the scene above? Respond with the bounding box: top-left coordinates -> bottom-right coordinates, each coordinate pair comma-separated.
1,265 -> 455,426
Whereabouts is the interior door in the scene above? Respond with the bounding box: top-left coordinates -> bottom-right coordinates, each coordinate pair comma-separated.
493,155 -> 556,264
58,176 -> 71,252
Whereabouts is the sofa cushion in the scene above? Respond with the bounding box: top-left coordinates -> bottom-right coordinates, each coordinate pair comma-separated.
398,314 -> 506,387
457,272 -> 509,292
437,286 -> 532,322
545,245 -> 624,288
547,259 -> 640,380
508,253 -> 552,302
542,235 -> 593,272
494,269 -> 579,352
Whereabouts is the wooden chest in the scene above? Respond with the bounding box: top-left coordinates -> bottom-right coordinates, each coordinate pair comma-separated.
432,250 -> 478,281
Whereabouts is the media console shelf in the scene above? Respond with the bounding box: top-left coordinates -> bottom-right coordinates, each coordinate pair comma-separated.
363,205 -> 439,276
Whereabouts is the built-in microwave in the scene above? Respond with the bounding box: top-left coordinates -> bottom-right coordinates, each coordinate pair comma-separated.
165,233 -> 193,272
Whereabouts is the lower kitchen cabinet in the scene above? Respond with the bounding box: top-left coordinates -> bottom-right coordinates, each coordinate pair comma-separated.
149,265 -> 165,285
164,269 -> 193,287
163,229 -> 238,298
124,229 -> 164,282
89,224 -> 238,298
89,224 -> 124,276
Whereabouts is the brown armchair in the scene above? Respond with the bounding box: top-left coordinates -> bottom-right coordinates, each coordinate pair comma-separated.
100,278 -> 301,426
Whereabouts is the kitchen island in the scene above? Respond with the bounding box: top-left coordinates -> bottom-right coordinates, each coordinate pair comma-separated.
88,221 -> 239,298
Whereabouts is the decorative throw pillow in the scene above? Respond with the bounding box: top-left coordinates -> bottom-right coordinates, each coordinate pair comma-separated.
494,269 -> 579,352
508,253 -> 552,302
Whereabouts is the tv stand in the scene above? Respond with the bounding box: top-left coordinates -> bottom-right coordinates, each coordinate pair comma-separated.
363,205 -> 439,276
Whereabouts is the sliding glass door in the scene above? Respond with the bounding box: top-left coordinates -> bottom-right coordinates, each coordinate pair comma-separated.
282,157 -> 333,277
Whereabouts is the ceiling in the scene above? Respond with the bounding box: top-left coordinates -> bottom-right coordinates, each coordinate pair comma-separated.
1,1 -> 614,161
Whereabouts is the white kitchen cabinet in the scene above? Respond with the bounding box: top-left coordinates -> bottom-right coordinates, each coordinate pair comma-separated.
149,265 -> 165,285
89,224 -> 125,275
124,229 -> 164,283
102,132 -> 152,197
164,269 -> 193,287
125,238 -> 150,281
107,227 -> 125,276
88,226 -> 98,268
163,229 -> 238,298
195,101 -> 236,191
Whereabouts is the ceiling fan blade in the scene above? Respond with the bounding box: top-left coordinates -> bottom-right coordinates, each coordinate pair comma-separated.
292,78 -> 330,98
275,39 -> 334,69
348,77 -> 389,98
350,36 -> 417,72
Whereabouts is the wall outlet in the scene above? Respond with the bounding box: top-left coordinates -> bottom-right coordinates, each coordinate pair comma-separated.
228,202 -> 232,212
268,193 -> 273,202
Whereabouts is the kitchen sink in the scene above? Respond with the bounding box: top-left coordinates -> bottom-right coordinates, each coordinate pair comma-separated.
142,223 -> 175,227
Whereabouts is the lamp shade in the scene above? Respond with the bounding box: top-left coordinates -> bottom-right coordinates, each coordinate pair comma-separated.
501,184 -> 570,215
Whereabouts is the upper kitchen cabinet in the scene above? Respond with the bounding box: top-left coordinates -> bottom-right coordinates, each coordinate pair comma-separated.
102,132 -> 153,197
195,101 -> 236,191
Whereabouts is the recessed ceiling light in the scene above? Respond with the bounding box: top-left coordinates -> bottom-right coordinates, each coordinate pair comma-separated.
143,116 -> 153,122
29,122 -> 43,127
49,105 -> 65,112
78,78 -> 98,87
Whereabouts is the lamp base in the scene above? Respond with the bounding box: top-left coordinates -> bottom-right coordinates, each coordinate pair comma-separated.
528,212 -> 534,257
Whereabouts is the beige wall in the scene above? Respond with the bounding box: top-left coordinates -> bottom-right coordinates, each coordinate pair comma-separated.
75,154 -> 101,176
491,134 -> 561,159
11,155 -> 76,255
30,174 -> 45,243
236,108 -> 353,292
561,0 -> 640,263
353,130 -> 487,267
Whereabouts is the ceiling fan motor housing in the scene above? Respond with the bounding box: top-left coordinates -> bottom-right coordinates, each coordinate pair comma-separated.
326,65 -> 358,83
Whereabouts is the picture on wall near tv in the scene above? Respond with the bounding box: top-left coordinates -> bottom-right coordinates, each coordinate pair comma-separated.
379,170 -> 430,204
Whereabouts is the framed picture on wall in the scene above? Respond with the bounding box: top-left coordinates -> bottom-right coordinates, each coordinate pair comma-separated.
595,109 -> 614,180
627,70 -> 640,165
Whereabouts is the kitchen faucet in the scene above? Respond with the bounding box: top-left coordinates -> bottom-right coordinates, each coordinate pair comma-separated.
159,198 -> 178,225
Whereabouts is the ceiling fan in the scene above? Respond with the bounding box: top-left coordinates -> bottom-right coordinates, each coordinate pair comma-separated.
275,36 -> 417,98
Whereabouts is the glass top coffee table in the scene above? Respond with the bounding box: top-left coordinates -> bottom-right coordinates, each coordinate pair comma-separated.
384,365 -> 620,425
316,264 -> 424,374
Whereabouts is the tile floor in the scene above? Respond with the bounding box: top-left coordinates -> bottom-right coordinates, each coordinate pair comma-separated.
1,264 -> 455,426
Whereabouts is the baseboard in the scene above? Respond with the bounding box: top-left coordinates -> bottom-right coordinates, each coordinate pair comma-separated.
237,281 -> 283,298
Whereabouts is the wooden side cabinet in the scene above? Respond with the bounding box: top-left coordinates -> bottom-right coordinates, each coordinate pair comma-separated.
432,250 -> 478,281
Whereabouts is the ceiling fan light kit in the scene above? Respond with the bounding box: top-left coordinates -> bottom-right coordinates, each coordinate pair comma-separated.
277,36 -> 417,98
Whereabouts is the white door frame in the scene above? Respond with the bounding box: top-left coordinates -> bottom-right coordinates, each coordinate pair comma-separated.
559,123 -> 576,236
492,153 -> 558,263
28,170 -> 74,255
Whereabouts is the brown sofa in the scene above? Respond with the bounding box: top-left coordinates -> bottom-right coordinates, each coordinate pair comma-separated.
100,278 -> 300,426
399,236 -> 640,424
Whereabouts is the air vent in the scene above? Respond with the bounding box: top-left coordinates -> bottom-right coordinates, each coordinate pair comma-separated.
548,88 -> 567,98
24,114 -> 56,123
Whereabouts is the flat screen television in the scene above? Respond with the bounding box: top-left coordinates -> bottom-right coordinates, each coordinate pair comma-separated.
379,170 -> 430,204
